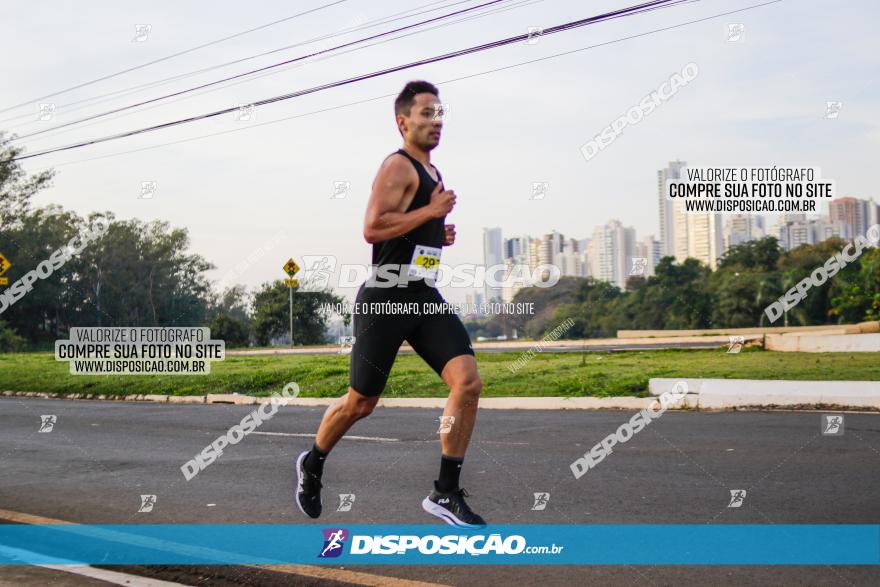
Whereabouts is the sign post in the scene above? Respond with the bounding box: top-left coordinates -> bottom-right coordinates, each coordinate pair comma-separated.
0,252 -> 11,286
282,258 -> 300,347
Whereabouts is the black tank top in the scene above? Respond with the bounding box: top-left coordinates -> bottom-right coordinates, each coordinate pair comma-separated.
369,148 -> 446,290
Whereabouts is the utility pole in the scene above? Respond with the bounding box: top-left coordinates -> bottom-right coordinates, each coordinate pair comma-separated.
282,258 -> 300,348
289,284 -> 293,348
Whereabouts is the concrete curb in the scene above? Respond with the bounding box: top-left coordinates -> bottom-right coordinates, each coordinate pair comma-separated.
650,378 -> 880,410
0,390 -> 669,410
3,385 -> 878,411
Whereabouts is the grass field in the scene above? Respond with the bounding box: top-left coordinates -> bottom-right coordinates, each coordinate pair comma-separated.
1,348 -> 877,398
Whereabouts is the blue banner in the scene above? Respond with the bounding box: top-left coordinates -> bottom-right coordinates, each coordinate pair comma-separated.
1,524 -> 878,565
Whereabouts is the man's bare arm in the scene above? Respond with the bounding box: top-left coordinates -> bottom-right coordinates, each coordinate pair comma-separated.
363,155 -> 455,244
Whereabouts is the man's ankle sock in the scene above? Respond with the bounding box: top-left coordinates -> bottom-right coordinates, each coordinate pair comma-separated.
303,443 -> 328,477
435,454 -> 464,493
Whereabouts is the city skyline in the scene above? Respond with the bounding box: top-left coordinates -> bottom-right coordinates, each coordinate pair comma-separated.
478,161 -> 879,300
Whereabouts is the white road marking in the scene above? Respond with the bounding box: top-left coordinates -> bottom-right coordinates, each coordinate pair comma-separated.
0,508 -> 449,587
0,545 -> 185,586
41,564 -> 186,586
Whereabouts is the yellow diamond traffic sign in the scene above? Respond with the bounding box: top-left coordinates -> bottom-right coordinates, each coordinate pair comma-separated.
0,252 -> 10,277
283,258 -> 300,276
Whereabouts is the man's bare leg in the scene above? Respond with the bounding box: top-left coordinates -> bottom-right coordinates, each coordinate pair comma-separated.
314,387 -> 380,453
433,354 -> 482,496
295,387 -> 379,519
421,353 -> 486,526
439,354 -> 482,457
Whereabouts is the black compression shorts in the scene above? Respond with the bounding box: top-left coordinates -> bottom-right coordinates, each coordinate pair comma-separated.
349,284 -> 474,397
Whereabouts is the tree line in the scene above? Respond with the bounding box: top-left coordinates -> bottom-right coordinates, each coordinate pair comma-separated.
0,134 -> 342,351
3,132 -> 877,350
469,235 -> 880,340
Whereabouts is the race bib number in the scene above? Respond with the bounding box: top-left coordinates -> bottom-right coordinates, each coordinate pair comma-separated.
408,245 -> 442,280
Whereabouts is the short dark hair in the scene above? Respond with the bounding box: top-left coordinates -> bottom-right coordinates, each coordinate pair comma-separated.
394,80 -> 439,118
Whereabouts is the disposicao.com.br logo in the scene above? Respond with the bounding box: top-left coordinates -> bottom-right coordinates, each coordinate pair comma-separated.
318,528 -> 563,557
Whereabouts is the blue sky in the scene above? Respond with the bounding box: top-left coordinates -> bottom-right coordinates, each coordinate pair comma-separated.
3,0 -> 878,303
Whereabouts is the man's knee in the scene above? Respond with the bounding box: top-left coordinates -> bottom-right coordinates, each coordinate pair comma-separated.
455,374 -> 482,402
344,389 -> 379,420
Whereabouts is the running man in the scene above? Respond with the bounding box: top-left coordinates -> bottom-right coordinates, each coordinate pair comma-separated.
295,80 -> 486,527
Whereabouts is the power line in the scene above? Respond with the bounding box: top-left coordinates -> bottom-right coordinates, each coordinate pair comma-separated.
18,0 -> 541,146
0,0 -> 351,115
13,0 -> 518,141
23,0 -> 781,172
13,0 -> 691,161
0,0 -> 467,129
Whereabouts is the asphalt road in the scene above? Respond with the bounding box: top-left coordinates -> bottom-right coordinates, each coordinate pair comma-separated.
1,397 -> 879,586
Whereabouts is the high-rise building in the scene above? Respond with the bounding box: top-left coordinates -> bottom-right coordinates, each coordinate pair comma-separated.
723,214 -> 766,250
660,160 -> 724,269
580,249 -> 592,278
788,221 -> 811,249
504,235 -> 531,262
537,231 -> 565,266
538,236 -> 555,267
634,234 -> 661,277
584,238 -> 595,278
830,197 -> 871,238
772,216 -> 850,250
591,219 -> 636,288
560,238 -> 584,277
780,213 -> 806,224
868,198 -> 880,227
811,218 -> 850,243
528,239 -> 541,271
658,160 -> 686,258
464,290 -> 484,318
675,211 -> 723,269
501,259 -> 530,303
482,227 -> 503,303
531,231 -> 565,284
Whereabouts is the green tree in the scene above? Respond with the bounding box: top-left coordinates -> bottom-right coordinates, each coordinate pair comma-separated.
0,132 -> 54,231
716,236 -> 782,271
208,284 -> 251,324
209,314 -> 251,347
72,217 -> 214,327
611,257 -> 712,330
778,237 -> 854,325
491,276 -> 582,338
709,237 -> 784,327
0,319 -> 25,352
830,248 -> 880,322
553,277 -> 623,338
0,205 -> 84,341
252,280 -> 343,346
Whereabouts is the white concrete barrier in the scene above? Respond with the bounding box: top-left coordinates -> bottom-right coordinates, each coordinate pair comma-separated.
765,333 -> 880,352
650,378 -> 880,409
618,324 -> 867,339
